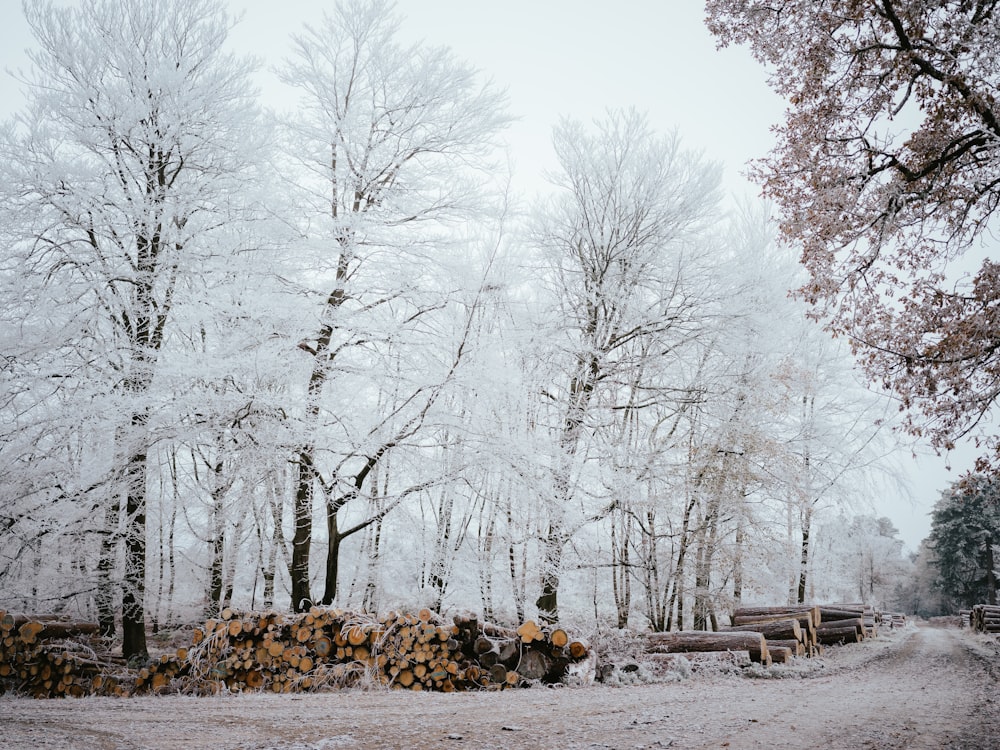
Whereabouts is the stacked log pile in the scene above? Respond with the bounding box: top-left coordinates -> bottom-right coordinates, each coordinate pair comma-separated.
817,604 -> 879,642
727,605 -> 822,659
887,612 -> 907,630
637,603 -> 887,672
969,604 -> 1000,634
1,607 -> 592,698
0,610 -> 129,698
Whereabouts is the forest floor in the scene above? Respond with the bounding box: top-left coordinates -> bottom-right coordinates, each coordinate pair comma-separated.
1,621 -> 998,749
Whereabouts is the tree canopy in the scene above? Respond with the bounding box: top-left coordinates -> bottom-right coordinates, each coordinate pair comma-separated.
705,0 -> 1000,469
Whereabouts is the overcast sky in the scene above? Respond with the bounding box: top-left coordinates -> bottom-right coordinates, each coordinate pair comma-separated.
0,0 -> 975,549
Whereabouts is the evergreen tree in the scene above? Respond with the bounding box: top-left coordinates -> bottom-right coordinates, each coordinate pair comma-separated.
927,476 -> 1000,609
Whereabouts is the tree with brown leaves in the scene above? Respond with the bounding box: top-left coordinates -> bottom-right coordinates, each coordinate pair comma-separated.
705,0 -> 1000,469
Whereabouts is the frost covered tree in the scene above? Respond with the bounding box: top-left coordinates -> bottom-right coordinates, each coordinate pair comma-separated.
706,1 -> 1000,470
0,0 -> 266,660
275,0 -> 509,611
529,109 -> 722,622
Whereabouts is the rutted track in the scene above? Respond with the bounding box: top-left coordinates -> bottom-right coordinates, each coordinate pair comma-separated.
1,624 -> 997,749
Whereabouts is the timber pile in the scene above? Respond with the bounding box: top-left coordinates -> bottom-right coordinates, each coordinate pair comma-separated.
970,604 -> 1000,634
146,607 -> 589,695
819,603 -> 879,640
1,607 -> 592,697
0,610 -> 129,698
728,605 -> 822,658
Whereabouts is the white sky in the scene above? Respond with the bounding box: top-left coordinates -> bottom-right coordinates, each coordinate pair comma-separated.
0,0 -> 977,550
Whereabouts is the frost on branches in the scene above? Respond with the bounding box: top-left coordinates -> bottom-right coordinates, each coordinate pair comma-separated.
706,0 -> 1000,468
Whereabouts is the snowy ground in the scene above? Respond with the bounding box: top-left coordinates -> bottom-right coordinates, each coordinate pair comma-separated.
2,622 -> 998,749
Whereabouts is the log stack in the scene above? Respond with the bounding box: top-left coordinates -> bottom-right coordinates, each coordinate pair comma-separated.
718,603 -> 882,659
728,605 -> 821,657
887,612 -> 907,630
817,604 -> 878,641
1,607 -> 592,698
970,604 -> 1000,634
0,610 -> 129,698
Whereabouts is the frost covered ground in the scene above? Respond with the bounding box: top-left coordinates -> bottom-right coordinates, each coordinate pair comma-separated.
2,622 -> 998,749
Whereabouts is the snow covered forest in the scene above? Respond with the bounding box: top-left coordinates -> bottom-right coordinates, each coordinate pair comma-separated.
0,0 -> 918,660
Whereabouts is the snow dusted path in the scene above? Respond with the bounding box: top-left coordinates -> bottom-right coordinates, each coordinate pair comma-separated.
1,624 -> 997,749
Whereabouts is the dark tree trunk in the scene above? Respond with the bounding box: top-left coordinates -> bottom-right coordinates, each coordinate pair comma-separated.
95,493 -> 120,640
121,441 -> 148,662
290,452 -> 315,612
985,539 -> 997,606
535,524 -> 563,624
666,489 -> 699,631
321,505 -> 343,606
207,457 -> 226,618
797,505 -> 813,605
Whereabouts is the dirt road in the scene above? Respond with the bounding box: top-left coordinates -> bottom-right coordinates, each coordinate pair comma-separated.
1,624 -> 997,749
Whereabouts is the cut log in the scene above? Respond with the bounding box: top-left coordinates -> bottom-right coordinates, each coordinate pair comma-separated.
815,625 -> 862,645
734,605 -> 820,624
817,607 -> 867,623
732,611 -> 816,630
766,639 -> 805,657
816,617 -> 863,636
516,620 -> 544,643
721,618 -> 801,641
768,646 -> 794,664
515,649 -> 552,681
646,631 -> 769,664
548,628 -> 569,649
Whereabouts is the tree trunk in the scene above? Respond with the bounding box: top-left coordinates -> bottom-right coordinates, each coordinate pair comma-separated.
666,490 -> 698,631
797,504 -> 812,605
289,452 -> 314,612
95,492 -> 120,640
291,262 -> 350,613
207,456 -> 225,618
611,511 -> 631,629
507,504 -> 526,624
262,478 -> 284,610
535,523 -> 563,624
321,504 -> 343,606
732,520 -> 744,611
985,538 -> 997,606
121,441 -> 148,662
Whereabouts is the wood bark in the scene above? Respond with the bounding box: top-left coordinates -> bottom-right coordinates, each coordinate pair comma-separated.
816,617 -> 864,636
815,625 -> 862,645
720,618 -> 801,641
646,631 -> 769,663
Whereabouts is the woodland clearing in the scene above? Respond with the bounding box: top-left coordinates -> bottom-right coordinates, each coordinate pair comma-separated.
1,622 -> 997,749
